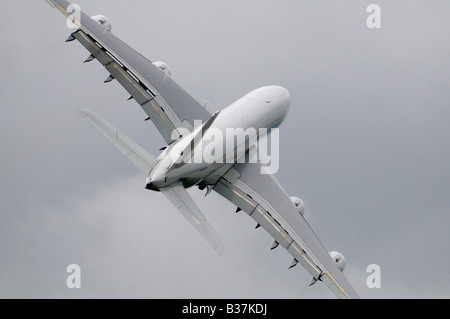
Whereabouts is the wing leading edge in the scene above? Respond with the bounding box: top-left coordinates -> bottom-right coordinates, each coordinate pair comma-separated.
46,0 -> 215,144
213,160 -> 360,299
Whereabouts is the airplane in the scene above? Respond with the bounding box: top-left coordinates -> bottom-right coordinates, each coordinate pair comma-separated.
45,0 -> 360,299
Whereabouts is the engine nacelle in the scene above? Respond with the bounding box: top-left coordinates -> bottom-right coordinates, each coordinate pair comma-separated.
290,197 -> 305,216
329,251 -> 346,271
153,61 -> 172,76
91,15 -> 112,32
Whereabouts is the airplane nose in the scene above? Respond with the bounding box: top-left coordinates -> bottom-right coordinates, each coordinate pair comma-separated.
276,86 -> 291,115
279,87 -> 290,106
267,86 -> 290,108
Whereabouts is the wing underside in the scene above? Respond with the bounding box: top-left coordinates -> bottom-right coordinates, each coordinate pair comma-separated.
213,161 -> 360,299
46,0 -> 215,144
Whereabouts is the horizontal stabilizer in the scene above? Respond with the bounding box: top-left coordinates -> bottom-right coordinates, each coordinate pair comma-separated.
78,109 -> 157,176
160,182 -> 224,255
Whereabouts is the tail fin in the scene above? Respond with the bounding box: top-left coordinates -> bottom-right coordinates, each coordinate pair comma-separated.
79,110 -> 223,254
160,182 -> 224,255
78,109 -> 157,175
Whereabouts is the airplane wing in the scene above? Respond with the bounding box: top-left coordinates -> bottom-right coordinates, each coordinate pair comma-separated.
160,182 -> 224,255
46,0 -> 218,144
213,156 -> 360,299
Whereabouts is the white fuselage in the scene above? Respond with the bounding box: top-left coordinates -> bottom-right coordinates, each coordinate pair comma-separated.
146,86 -> 290,190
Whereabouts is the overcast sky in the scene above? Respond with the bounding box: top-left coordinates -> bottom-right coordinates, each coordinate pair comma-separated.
0,0 -> 449,299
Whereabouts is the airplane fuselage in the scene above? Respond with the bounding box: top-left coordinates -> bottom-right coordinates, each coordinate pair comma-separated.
146,86 -> 290,190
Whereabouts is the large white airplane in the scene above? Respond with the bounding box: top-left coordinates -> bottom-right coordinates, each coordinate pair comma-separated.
46,0 -> 359,299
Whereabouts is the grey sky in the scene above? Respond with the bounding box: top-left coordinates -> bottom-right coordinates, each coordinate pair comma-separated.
0,0 -> 449,298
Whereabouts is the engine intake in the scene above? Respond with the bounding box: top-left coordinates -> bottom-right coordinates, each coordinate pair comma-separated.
91,15 -> 112,32
153,61 -> 172,76
290,197 -> 305,216
329,251 -> 346,271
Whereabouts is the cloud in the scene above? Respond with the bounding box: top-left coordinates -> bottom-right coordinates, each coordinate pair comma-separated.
0,173 -> 337,298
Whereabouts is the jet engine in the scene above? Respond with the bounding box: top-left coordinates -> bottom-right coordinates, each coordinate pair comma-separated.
153,61 -> 172,76
290,197 -> 305,216
329,251 -> 346,271
91,15 -> 112,32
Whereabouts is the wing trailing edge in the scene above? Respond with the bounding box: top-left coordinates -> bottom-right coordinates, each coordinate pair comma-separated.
160,182 -> 224,255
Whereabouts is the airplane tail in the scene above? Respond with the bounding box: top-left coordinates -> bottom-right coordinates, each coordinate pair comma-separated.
78,109 -> 158,175
78,109 -> 223,255
160,183 -> 224,255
